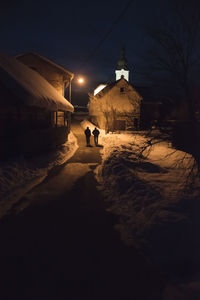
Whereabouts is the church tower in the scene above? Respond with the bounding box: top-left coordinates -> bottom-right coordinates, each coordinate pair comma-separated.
115,48 -> 129,82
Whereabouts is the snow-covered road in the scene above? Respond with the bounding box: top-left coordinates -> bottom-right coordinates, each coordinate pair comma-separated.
0,118 -> 198,299
0,119 -> 169,300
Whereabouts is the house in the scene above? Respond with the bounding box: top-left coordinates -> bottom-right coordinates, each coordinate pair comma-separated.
89,78 -> 142,131
88,49 -> 142,131
0,52 -> 74,159
16,52 -> 73,96
16,52 -> 74,130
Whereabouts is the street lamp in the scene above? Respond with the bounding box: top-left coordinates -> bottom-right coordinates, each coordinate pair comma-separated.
65,75 -> 86,133
69,75 -> 85,103
77,76 -> 85,85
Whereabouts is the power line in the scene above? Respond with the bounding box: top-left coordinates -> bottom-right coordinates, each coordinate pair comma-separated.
78,0 -> 135,71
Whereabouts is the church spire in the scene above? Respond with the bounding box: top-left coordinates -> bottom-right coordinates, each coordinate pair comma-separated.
117,47 -> 128,70
115,47 -> 129,81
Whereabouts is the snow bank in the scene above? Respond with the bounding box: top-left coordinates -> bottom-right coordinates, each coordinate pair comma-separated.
0,132 -> 78,218
81,119 -> 200,280
0,52 -> 73,112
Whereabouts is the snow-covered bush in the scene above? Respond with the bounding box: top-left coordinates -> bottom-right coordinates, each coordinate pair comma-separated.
95,131 -> 200,276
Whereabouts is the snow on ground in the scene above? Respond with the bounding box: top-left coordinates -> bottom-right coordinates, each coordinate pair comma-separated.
0,132 -> 78,218
82,120 -> 200,283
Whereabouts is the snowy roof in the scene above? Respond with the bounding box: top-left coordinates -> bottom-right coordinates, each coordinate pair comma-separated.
94,78 -> 134,98
94,84 -> 107,96
0,52 -> 74,112
94,81 -> 116,97
16,52 -> 74,79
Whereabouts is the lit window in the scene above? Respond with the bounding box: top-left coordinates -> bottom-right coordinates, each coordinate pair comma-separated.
57,111 -> 65,127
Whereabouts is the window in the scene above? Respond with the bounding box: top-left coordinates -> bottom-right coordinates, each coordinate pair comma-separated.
120,87 -> 124,93
51,111 -> 65,127
52,112 -> 57,127
57,111 -> 65,127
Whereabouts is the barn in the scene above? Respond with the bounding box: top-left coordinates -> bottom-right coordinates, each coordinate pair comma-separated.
88,49 -> 142,132
0,52 -> 74,159
89,78 -> 142,132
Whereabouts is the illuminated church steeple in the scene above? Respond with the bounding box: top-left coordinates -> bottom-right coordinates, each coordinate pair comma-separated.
115,48 -> 129,81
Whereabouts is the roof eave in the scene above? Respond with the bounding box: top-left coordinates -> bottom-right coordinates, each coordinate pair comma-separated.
16,52 -> 74,79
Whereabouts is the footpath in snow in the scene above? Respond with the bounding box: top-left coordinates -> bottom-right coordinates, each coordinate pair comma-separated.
0,117 -> 199,299
0,118 -> 167,300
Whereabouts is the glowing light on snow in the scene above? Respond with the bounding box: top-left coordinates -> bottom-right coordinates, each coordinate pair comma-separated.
94,84 -> 107,96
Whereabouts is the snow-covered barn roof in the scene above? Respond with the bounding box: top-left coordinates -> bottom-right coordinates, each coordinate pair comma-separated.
94,78 -> 134,98
94,84 -> 107,96
93,81 -> 116,98
16,52 -> 74,80
0,52 -> 74,112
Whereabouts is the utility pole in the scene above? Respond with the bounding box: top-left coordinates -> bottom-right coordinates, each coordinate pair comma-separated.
69,79 -> 72,103
68,79 -> 72,133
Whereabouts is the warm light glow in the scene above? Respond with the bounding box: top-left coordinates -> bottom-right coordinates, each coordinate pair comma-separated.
94,84 -> 107,96
77,77 -> 84,84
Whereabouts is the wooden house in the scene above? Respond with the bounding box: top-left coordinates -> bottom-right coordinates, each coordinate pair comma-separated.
16,52 -> 74,127
16,52 -> 73,96
88,49 -> 142,132
89,78 -> 142,131
0,52 -> 74,159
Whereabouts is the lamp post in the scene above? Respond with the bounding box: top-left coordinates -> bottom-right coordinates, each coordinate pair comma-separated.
68,76 -> 85,103
68,75 -> 85,129
69,78 -> 72,103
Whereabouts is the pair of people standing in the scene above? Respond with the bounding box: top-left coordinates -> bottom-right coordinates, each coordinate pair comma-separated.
84,127 -> 100,147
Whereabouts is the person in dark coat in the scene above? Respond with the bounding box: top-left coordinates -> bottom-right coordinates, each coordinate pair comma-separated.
92,127 -> 100,146
84,127 -> 91,146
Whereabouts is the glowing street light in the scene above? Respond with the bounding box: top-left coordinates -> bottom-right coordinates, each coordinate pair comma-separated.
68,75 -> 86,103
77,76 -> 85,84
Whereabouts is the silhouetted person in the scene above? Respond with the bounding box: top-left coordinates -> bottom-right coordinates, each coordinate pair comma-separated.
92,127 -> 100,146
84,127 -> 91,146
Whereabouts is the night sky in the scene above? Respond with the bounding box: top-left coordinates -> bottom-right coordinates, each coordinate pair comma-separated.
1,1 -> 172,79
1,0 -> 199,103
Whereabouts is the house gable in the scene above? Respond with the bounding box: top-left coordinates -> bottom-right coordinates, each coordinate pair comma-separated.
89,78 -> 142,131
94,78 -> 141,98
16,52 -> 74,96
0,52 -> 73,112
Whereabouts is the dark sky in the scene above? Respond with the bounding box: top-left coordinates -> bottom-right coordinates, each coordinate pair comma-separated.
2,0 -> 199,105
1,0 -> 175,86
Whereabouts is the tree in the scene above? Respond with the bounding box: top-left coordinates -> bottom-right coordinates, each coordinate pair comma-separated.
140,0 -> 200,174
143,0 -> 200,117
89,92 -> 117,133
